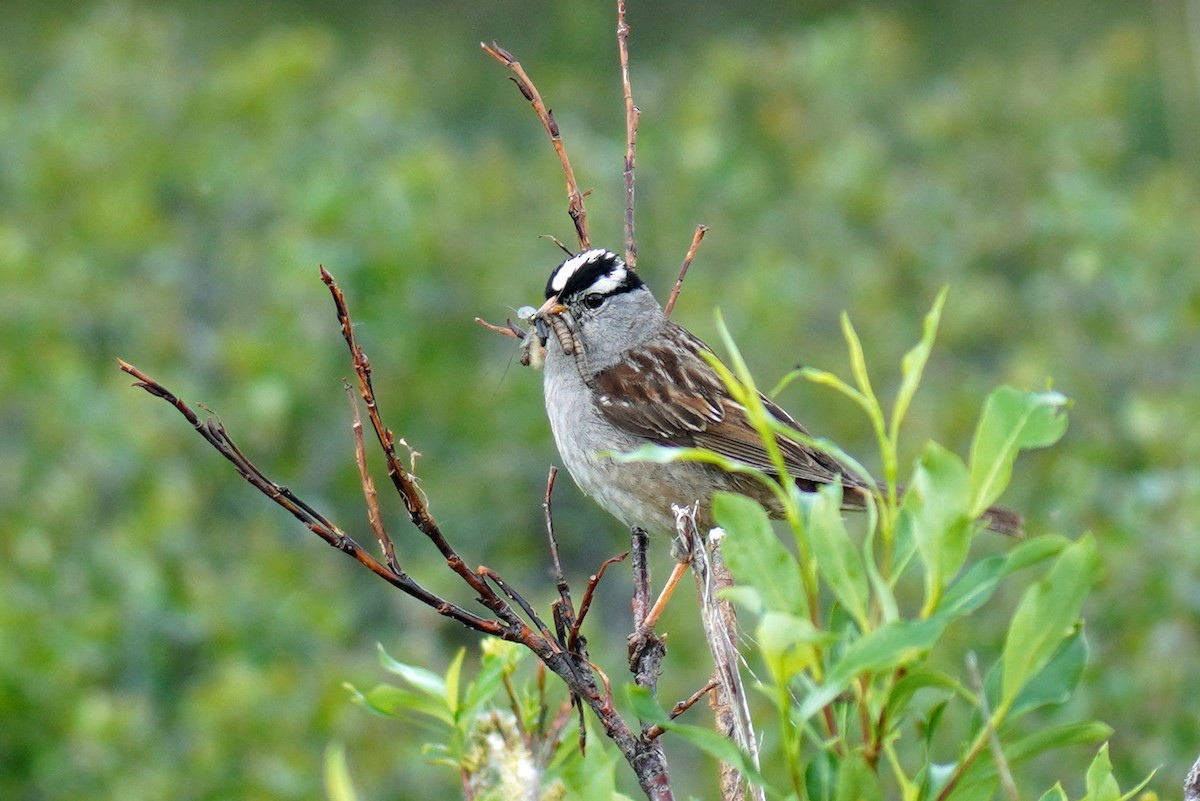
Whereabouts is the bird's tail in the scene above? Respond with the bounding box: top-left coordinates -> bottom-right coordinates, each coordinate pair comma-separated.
842,485 -> 1024,537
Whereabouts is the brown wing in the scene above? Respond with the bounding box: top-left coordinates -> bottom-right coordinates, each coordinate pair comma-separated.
590,321 -> 870,494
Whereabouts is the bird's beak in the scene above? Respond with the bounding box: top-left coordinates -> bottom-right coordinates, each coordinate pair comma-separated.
535,294 -> 567,319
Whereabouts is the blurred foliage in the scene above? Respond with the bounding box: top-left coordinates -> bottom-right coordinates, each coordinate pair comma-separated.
1,1 -> 1197,799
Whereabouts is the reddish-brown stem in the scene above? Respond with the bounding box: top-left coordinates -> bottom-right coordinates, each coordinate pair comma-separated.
644,678 -> 719,741
481,42 -> 590,251
663,225 -> 709,318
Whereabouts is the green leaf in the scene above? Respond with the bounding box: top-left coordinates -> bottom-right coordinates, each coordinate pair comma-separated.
443,647 -> 465,714
1002,535 -> 1100,704
715,492 -> 807,616
624,686 -> 772,793
554,725 -> 623,801
323,743 -> 360,801
891,287 -> 947,440
1036,785 -> 1069,801
378,645 -> 448,699
968,386 -> 1070,514
757,611 -> 836,684
1084,743 -> 1120,801
885,667 -> 971,725
902,441 -> 972,611
798,618 -> 943,720
932,555 -> 1008,624
803,481 -> 869,627
1005,533 -> 1071,572
1005,721 -> 1113,764
1005,624 -> 1088,720
835,750 -> 882,801
349,683 -> 454,725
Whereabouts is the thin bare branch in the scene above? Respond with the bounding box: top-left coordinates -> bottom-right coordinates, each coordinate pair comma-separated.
663,225 -> 709,318
967,652 -> 1018,801
474,316 -> 527,340
117,359 -> 502,635
617,0 -> 639,270
569,551 -> 628,650
644,678 -> 719,741
482,41 -> 590,250
344,379 -> 400,573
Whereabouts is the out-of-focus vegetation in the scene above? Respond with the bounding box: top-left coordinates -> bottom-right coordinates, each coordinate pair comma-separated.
2,1 -> 1197,799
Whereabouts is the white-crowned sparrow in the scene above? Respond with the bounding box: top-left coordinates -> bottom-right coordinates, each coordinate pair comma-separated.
529,248 -> 1022,537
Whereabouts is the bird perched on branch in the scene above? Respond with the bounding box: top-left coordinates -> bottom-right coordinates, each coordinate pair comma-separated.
527,248 -> 1022,538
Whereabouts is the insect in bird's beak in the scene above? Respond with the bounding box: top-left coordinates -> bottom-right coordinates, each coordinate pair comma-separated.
517,304 -> 550,346
525,295 -> 576,357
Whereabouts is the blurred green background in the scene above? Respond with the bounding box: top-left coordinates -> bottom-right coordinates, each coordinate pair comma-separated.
3,1 -> 1198,798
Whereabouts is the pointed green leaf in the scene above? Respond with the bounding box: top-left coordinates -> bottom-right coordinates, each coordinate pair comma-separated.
892,288 -> 947,438
799,618 -> 943,720
1006,722 -> 1113,764
803,482 -> 869,627
968,386 -> 1069,514
1007,624 -> 1088,719
886,668 -> 971,724
443,647 -> 465,714
378,645 -> 448,699
757,611 -> 836,684
1084,743 -> 1120,801
715,492 -> 807,616
1002,535 -> 1100,704
1036,785 -> 1069,801
902,441 -> 972,610
350,683 -> 454,725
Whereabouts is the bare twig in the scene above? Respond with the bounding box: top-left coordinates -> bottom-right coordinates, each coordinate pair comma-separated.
482,41 -> 590,250
617,0 -> 639,270
638,559 -> 691,635
967,652 -> 1018,801
474,316 -> 527,340
663,225 -> 709,318
543,467 -> 576,635
344,379 -> 400,573
118,358 -> 503,635
569,551 -> 628,650
644,678 -> 719,741
121,265 -> 681,801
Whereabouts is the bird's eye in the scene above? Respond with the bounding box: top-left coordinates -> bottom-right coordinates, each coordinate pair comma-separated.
583,293 -> 605,309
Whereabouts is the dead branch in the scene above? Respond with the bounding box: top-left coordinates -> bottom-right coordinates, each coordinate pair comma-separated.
120,265 -> 680,801
482,41 -> 590,251
664,225 -> 709,318
644,678 -> 719,741
617,0 -> 639,270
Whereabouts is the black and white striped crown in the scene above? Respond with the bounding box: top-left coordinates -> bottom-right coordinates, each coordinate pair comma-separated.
545,249 -> 644,301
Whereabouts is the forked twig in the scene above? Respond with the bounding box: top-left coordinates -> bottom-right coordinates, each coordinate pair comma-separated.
120,265 -> 678,799
664,225 -> 709,318
117,359 -> 501,635
482,41 -> 590,251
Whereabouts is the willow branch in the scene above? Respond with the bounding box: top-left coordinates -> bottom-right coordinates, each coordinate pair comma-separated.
482,41 -> 590,250
663,225 -> 709,318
